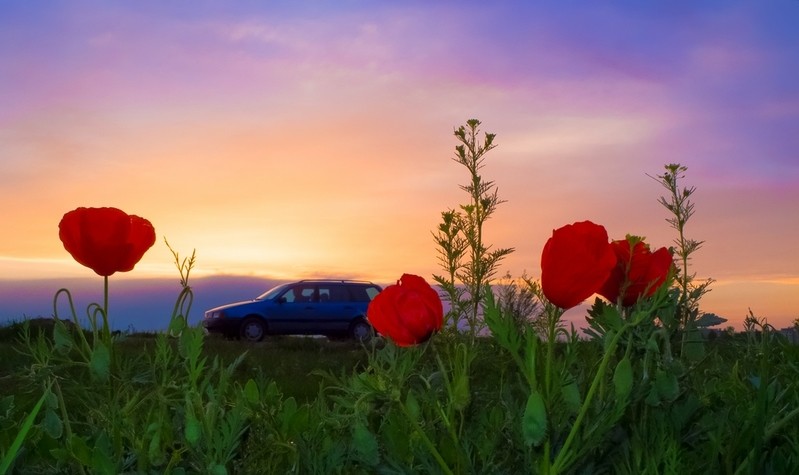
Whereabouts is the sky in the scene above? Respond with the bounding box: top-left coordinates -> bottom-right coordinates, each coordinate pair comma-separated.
1,1 -> 798,330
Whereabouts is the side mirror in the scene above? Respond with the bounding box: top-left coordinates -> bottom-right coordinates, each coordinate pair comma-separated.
277,296 -> 287,304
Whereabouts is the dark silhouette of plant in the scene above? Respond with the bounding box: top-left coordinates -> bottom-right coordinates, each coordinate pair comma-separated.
495,271 -> 545,336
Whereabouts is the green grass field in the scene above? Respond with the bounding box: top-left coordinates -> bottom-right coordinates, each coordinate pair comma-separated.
2,317 -> 798,474
0,319 -> 368,402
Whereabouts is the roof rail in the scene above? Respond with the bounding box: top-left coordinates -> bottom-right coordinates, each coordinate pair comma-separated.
296,279 -> 375,284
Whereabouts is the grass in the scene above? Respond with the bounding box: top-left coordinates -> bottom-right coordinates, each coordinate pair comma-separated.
3,318 -> 799,474
202,334 -> 371,402
0,319 -> 370,403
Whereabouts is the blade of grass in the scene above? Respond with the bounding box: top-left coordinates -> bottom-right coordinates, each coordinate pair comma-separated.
0,382 -> 52,475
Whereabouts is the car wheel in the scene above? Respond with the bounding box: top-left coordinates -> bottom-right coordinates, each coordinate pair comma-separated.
350,320 -> 373,343
240,317 -> 266,342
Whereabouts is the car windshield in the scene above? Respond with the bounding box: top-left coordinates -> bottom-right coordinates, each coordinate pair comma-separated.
255,283 -> 291,300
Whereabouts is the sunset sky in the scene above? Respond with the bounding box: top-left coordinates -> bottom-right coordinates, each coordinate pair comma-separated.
2,1 -> 797,329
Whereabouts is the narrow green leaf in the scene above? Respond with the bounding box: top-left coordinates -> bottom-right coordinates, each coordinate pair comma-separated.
561,377 -> 581,414
353,421 -> 380,466
382,412 -> 411,461
53,320 -> 73,354
451,372 -> 471,411
147,422 -> 164,464
244,379 -> 260,405
405,392 -> 420,422
486,284 -> 523,353
42,409 -> 63,439
68,435 -> 93,466
90,342 -> 110,381
655,370 -> 680,402
605,305 -> 623,328
283,397 -> 297,417
178,327 -> 196,359
49,448 -> 70,463
92,432 -> 115,474
613,356 -> 633,401
0,386 -> 50,474
264,381 -> 282,403
522,391 -> 548,446
280,397 -> 298,434
168,314 -> 187,336
682,328 -> 705,362
288,406 -> 311,437
209,464 -> 228,475
645,336 -> 659,352
645,386 -> 661,406
45,390 -> 58,410
185,413 -> 202,447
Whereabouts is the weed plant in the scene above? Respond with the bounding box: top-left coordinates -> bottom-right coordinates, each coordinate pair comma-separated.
433,119 -> 514,340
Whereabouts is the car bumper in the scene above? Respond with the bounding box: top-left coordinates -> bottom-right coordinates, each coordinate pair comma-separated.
202,317 -> 240,335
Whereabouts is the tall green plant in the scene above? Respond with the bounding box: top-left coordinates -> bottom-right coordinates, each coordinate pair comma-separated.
650,164 -> 715,357
433,119 -> 514,339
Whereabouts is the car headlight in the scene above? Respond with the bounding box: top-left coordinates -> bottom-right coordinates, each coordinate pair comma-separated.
205,310 -> 224,319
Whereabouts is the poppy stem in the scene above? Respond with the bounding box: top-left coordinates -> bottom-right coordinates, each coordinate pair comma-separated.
398,398 -> 455,475
102,275 -> 110,342
550,322 -> 630,474
544,305 -> 561,399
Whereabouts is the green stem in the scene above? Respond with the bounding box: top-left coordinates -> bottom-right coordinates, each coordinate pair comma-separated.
510,350 -> 535,390
544,305 -> 563,470
102,276 -> 110,343
544,308 -> 558,399
52,380 -> 73,442
399,400 -> 454,475
53,378 -> 88,475
550,324 -> 629,474
53,288 -> 92,358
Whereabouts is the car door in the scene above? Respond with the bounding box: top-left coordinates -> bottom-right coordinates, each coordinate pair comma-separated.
314,284 -> 355,333
269,284 -> 318,334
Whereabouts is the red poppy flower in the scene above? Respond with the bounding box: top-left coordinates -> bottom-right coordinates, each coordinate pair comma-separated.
540,221 -> 617,309
59,207 -> 156,277
367,273 -> 443,347
598,238 -> 673,306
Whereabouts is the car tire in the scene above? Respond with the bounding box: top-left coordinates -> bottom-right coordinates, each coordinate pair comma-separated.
350,319 -> 373,343
240,317 -> 266,342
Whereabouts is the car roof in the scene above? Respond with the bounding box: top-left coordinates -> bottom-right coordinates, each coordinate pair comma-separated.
294,279 -> 378,285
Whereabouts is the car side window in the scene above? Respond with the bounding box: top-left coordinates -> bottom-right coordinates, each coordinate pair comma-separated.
318,286 -> 331,302
323,285 -> 351,303
349,285 -> 380,302
286,286 -> 316,303
365,286 -> 380,301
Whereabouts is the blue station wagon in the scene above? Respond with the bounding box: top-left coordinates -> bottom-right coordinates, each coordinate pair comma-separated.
202,279 -> 382,342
